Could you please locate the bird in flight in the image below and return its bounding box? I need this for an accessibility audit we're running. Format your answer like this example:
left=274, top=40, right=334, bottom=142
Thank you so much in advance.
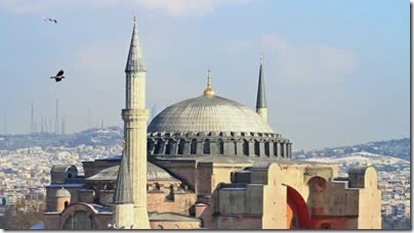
left=44, top=17, right=57, bottom=23
left=50, top=70, right=65, bottom=82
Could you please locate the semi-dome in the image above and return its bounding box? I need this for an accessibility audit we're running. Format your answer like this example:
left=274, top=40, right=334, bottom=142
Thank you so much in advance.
left=148, top=95, right=274, bottom=133
left=86, top=161, right=178, bottom=182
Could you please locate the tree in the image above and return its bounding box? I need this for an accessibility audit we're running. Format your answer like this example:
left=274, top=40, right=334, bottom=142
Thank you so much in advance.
left=2, top=198, right=45, bottom=229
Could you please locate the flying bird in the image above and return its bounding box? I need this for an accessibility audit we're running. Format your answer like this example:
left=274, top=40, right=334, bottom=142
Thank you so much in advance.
left=44, top=17, right=57, bottom=23
left=50, top=69, right=65, bottom=82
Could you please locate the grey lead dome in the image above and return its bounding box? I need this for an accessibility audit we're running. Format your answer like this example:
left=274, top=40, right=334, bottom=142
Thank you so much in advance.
left=148, top=95, right=274, bottom=133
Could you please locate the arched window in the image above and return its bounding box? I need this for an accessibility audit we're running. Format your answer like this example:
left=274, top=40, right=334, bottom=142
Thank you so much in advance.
left=178, top=140, right=185, bottom=155
left=273, top=142, right=278, bottom=156
left=264, top=142, right=270, bottom=157
left=154, top=141, right=161, bottom=154
left=234, top=141, right=238, bottom=155
left=165, top=140, right=173, bottom=155
left=147, top=140, right=154, bottom=154
left=190, top=139, right=197, bottom=154
left=63, top=211, right=98, bottom=229
left=64, top=201, right=69, bottom=208
left=217, top=140, right=224, bottom=154
left=243, top=139, right=249, bottom=156
left=203, top=139, right=210, bottom=154
left=254, top=141, right=260, bottom=156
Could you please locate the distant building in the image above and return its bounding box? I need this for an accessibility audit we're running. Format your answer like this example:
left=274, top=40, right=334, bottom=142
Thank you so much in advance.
left=43, top=17, right=381, bottom=229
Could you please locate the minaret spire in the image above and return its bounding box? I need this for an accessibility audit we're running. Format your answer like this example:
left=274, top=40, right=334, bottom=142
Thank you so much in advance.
left=256, top=57, right=268, bottom=122
left=125, top=16, right=146, bottom=73
left=120, top=16, right=150, bottom=229
left=203, top=69, right=215, bottom=97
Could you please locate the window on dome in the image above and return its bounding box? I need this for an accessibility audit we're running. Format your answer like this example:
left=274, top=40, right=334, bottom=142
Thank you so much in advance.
left=265, top=142, right=270, bottom=157
left=190, top=139, right=197, bottom=154
left=154, top=142, right=161, bottom=154
left=243, top=139, right=249, bottom=156
left=203, top=139, right=210, bottom=154
left=178, top=140, right=185, bottom=155
left=254, top=141, right=260, bottom=156
left=234, top=141, right=238, bottom=155
left=280, top=143, right=285, bottom=158
left=217, top=140, right=224, bottom=154
left=147, top=140, right=154, bottom=154
left=165, top=140, right=174, bottom=154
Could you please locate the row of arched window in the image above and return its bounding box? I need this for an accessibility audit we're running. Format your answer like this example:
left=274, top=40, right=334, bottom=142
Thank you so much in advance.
left=148, top=138, right=291, bottom=158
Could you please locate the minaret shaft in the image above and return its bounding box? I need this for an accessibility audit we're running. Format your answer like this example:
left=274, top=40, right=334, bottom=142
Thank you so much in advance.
left=120, top=17, right=150, bottom=229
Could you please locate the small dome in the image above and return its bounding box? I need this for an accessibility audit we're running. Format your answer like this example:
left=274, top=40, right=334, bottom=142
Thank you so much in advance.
left=148, top=95, right=274, bottom=133
left=55, top=188, right=71, bottom=198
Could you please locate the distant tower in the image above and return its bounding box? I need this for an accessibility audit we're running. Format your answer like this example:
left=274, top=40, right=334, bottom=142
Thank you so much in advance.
left=150, top=103, right=157, bottom=121
left=87, top=106, right=92, bottom=129
left=61, top=116, right=65, bottom=135
left=3, top=115, right=7, bottom=135
left=112, top=150, right=135, bottom=229
left=54, top=98, right=60, bottom=134
left=120, top=16, right=150, bottom=229
left=256, top=57, right=268, bottom=122
left=101, top=119, right=104, bottom=129
left=30, top=101, right=35, bottom=134
left=40, top=116, right=45, bottom=133
left=48, top=117, right=52, bottom=133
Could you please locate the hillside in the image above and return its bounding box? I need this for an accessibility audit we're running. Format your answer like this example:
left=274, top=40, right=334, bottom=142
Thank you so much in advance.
left=293, top=138, right=410, bottom=161
left=0, top=127, right=123, bottom=150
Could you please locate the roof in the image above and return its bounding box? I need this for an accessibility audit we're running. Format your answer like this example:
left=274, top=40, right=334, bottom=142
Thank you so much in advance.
left=348, top=166, right=369, bottom=175
left=148, top=212, right=200, bottom=222
left=51, top=164, right=77, bottom=173
left=125, top=16, right=146, bottom=73
left=148, top=95, right=274, bottom=133
left=153, top=155, right=335, bottom=165
left=86, top=162, right=179, bottom=182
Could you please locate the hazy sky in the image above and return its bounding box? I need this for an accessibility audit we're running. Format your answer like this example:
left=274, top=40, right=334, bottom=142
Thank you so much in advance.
left=0, top=0, right=409, bottom=150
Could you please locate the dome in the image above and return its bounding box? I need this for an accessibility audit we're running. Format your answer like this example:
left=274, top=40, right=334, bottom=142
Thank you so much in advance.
left=86, top=161, right=178, bottom=182
left=55, top=188, right=71, bottom=198
left=148, top=95, right=274, bottom=133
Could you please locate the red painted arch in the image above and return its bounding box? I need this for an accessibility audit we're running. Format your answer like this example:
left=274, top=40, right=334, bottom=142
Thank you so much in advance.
left=286, top=186, right=312, bottom=229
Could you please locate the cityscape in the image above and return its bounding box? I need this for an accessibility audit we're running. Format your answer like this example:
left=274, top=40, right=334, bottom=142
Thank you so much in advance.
left=0, top=0, right=409, bottom=230
left=0, top=128, right=410, bottom=229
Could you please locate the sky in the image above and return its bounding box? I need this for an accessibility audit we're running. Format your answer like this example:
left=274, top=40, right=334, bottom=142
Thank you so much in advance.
left=0, top=0, right=410, bottom=150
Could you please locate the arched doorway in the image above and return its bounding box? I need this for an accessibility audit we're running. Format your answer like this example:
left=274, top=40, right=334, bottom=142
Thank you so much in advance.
left=286, top=186, right=311, bottom=229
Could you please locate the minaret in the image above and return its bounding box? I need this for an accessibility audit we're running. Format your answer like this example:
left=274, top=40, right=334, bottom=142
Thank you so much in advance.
left=256, top=57, right=268, bottom=122
left=112, top=150, right=135, bottom=229
left=121, top=16, right=150, bottom=229
left=30, top=101, right=35, bottom=134
left=54, top=98, right=59, bottom=133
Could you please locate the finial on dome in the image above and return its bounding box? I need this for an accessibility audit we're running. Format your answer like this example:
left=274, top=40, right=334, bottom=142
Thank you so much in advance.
left=203, top=68, right=215, bottom=97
